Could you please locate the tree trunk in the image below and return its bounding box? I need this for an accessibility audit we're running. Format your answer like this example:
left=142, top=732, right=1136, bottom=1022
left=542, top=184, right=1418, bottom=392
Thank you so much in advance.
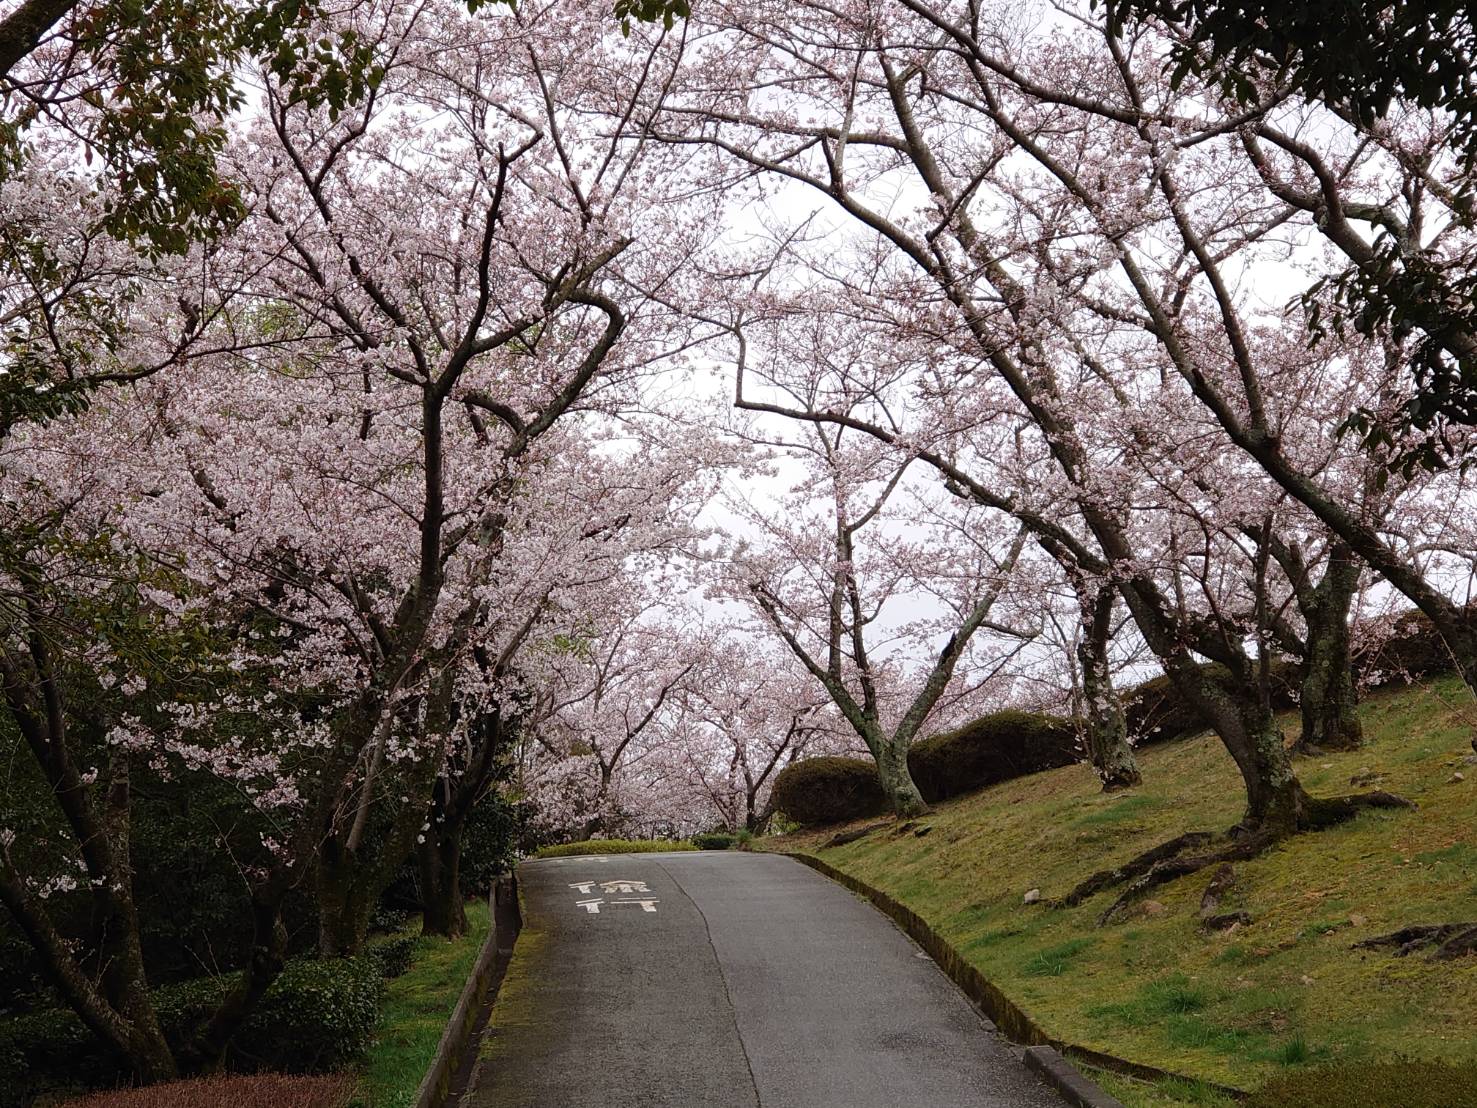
left=1078, top=585, right=1141, bottom=791
left=1297, top=546, right=1363, bottom=752
left=1174, top=661, right=1305, bottom=834
left=316, top=846, right=375, bottom=958
left=418, top=817, right=467, bottom=939
left=872, top=738, right=928, bottom=818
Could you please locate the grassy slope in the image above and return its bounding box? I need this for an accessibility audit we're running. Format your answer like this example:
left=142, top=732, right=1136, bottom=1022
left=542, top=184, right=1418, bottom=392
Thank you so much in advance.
left=770, top=676, right=1477, bottom=1104
left=356, top=900, right=490, bottom=1108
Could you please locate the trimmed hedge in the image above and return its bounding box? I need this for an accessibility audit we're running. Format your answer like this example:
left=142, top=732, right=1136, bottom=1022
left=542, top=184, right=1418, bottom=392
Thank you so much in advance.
left=770, top=757, right=887, bottom=827
left=1122, top=661, right=1299, bottom=748
left=907, top=710, right=1079, bottom=803
left=692, top=832, right=736, bottom=850
left=535, top=839, right=697, bottom=858
left=1245, top=1060, right=1477, bottom=1108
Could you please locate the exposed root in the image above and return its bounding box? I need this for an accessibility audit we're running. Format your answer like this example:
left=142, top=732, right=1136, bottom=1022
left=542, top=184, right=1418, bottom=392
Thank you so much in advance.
left=1053, top=831, right=1216, bottom=909
left=1355, top=922, right=1477, bottom=960
left=1196, top=864, right=1251, bottom=931
left=1097, top=833, right=1274, bottom=926
left=1052, top=790, right=1414, bottom=923
left=1302, top=790, right=1417, bottom=829
left=824, top=820, right=890, bottom=848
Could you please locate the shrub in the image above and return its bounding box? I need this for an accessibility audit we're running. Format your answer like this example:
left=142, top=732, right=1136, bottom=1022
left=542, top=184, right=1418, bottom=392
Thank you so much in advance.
left=231, top=956, right=383, bottom=1073
left=0, top=955, right=382, bottom=1105
left=1122, top=661, right=1300, bottom=748
left=365, top=933, right=419, bottom=980
left=1244, top=1059, right=1477, bottom=1108
left=769, top=757, right=887, bottom=827
left=58, top=1073, right=354, bottom=1108
left=535, top=839, right=698, bottom=858
left=692, top=832, right=736, bottom=850
left=0, top=1005, right=107, bottom=1106
left=907, top=710, right=1078, bottom=802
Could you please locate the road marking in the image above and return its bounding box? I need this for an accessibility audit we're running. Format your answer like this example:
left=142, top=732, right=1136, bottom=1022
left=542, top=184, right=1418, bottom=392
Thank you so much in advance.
left=576, top=898, right=604, bottom=914
left=613, top=898, right=659, bottom=912
left=569, top=881, right=598, bottom=894
left=600, top=879, right=650, bottom=894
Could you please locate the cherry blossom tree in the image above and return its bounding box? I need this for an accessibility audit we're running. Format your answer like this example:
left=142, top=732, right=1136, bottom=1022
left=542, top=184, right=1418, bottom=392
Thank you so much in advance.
left=655, top=0, right=1450, bottom=855
left=718, top=402, right=1035, bottom=816
left=1, top=0, right=709, bottom=1074
left=674, top=639, right=830, bottom=831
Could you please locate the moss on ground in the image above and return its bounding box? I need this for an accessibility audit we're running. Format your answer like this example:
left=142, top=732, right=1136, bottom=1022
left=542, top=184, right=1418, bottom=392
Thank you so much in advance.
left=355, top=899, right=489, bottom=1108
left=766, top=676, right=1477, bottom=1105
left=472, top=909, right=549, bottom=1072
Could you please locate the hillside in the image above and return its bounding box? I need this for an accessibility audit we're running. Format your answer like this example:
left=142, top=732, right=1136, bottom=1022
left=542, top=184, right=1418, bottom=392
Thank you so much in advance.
left=767, top=676, right=1477, bottom=1106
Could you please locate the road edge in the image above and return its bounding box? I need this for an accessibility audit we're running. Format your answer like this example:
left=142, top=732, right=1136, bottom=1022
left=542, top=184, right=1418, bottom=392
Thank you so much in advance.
left=413, top=872, right=523, bottom=1108
left=783, top=850, right=1248, bottom=1103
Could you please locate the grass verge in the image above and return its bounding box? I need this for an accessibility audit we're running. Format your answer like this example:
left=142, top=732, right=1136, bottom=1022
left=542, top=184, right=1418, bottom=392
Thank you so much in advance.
left=355, top=899, right=490, bottom=1108
left=766, top=676, right=1477, bottom=1106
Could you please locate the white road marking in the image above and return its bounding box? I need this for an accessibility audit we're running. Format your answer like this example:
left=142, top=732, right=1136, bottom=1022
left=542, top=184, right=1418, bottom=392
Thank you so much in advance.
left=576, top=898, right=604, bottom=914
left=614, top=898, right=659, bottom=913
left=600, top=879, right=650, bottom=894
left=569, top=881, right=598, bottom=894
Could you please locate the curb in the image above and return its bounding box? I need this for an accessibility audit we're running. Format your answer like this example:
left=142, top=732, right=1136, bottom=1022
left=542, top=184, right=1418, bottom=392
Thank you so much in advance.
left=412, top=872, right=523, bottom=1108
left=1026, top=1045, right=1125, bottom=1108
left=784, top=851, right=1246, bottom=1102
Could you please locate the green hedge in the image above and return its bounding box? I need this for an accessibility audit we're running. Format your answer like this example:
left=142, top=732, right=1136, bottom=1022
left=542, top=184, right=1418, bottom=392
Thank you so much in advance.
left=770, top=757, right=887, bottom=827
left=535, top=839, right=698, bottom=858
left=1245, top=1059, right=1477, bottom=1108
left=0, top=955, right=384, bottom=1106
left=692, top=832, right=736, bottom=850
left=907, top=710, right=1078, bottom=803
left=364, top=933, right=418, bottom=981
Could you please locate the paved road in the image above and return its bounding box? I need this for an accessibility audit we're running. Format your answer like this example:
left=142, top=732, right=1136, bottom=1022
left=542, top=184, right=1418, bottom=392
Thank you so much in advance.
left=467, top=851, right=1065, bottom=1108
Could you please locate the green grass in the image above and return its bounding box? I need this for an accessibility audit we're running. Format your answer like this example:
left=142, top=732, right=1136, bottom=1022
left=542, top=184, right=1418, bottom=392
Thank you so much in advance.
left=766, top=676, right=1477, bottom=1105
left=534, top=838, right=697, bottom=858
left=355, top=900, right=489, bottom=1108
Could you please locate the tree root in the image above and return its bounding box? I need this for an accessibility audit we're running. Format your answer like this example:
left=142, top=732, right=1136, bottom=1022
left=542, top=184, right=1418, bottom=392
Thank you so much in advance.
left=1051, top=789, right=1415, bottom=923
left=824, top=820, right=890, bottom=848
left=1301, top=790, right=1416, bottom=829
left=1355, top=922, right=1477, bottom=960
left=1097, top=832, right=1274, bottom=926
left=1052, top=831, right=1216, bottom=909
left=1197, top=863, right=1252, bottom=931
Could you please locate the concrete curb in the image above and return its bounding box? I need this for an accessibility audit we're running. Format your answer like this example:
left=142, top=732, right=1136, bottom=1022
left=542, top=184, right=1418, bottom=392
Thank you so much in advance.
left=412, top=873, right=522, bottom=1108
left=1026, top=1045, right=1125, bottom=1108
left=784, top=851, right=1246, bottom=1102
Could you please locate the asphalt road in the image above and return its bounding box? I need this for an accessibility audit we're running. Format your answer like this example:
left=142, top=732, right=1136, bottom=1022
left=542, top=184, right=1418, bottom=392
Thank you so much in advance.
left=467, top=850, right=1066, bottom=1108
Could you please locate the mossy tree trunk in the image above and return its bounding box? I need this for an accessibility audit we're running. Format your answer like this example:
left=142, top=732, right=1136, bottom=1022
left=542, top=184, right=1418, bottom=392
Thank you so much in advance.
left=1077, top=584, right=1141, bottom=791
left=1295, top=544, right=1364, bottom=752
left=870, top=732, right=929, bottom=818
